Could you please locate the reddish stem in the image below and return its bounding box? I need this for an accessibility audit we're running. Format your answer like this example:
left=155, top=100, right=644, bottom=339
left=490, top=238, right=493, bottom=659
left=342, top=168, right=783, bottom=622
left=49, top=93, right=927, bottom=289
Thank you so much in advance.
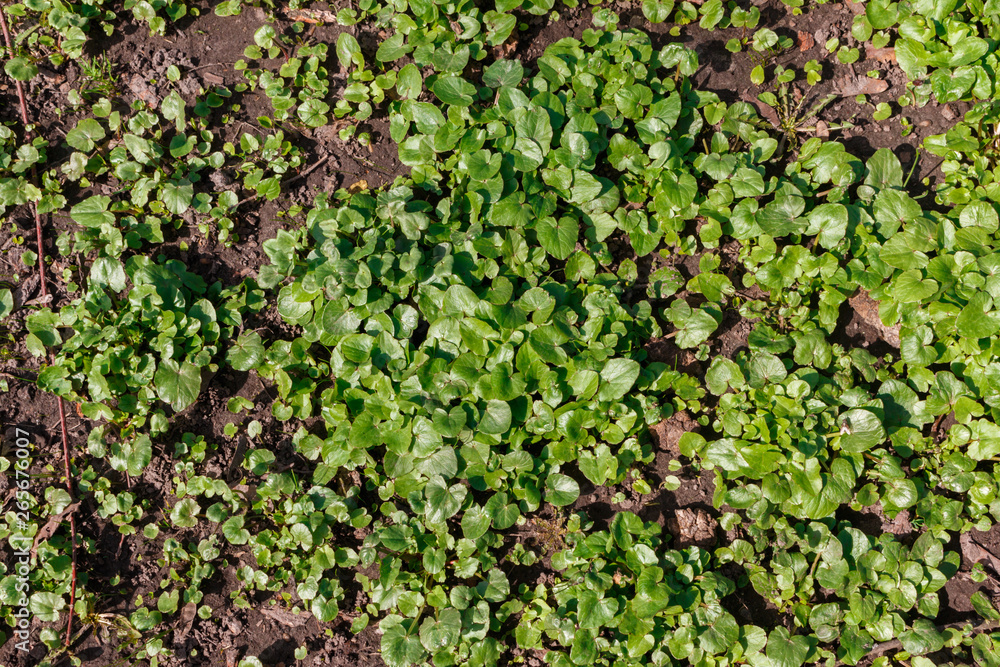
left=58, top=397, right=78, bottom=644
left=0, top=7, right=47, bottom=298
left=1, top=5, right=75, bottom=646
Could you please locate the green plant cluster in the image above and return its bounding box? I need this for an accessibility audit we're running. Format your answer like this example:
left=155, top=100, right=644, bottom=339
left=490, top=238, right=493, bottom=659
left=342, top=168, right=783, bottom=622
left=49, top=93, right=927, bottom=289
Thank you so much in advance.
left=227, top=27, right=1000, bottom=667
left=28, top=255, right=262, bottom=440
left=6, top=0, right=1000, bottom=666
left=850, top=0, right=1000, bottom=106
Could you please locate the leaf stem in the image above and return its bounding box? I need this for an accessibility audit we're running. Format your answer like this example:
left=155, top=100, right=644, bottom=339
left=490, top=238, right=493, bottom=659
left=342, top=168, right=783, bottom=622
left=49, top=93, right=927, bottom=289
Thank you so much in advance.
left=902, top=147, right=921, bottom=188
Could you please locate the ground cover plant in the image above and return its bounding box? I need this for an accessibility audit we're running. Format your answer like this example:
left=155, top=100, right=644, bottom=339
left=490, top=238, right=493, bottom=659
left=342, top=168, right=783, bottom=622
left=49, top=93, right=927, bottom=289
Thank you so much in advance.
left=6, top=1, right=1000, bottom=666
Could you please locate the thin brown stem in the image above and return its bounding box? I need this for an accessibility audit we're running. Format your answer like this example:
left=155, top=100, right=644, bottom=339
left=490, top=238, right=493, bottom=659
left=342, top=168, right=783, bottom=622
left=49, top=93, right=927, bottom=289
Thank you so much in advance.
left=237, top=154, right=332, bottom=207
left=0, top=8, right=47, bottom=299
left=2, top=5, right=76, bottom=647
left=58, top=397, right=78, bottom=645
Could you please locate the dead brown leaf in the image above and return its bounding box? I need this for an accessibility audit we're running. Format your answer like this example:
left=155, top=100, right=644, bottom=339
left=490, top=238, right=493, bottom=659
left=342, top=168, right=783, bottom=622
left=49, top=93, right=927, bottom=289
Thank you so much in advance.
left=798, top=30, right=815, bottom=52
left=834, top=75, right=889, bottom=97
left=260, top=606, right=314, bottom=628
left=174, top=603, right=198, bottom=642
left=848, top=289, right=901, bottom=348
left=282, top=7, right=339, bottom=23
left=31, top=502, right=80, bottom=557
left=961, top=532, right=1000, bottom=576
left=866, top=47, right=897, bottom=64
left=740, top=90, right=780, bottom=128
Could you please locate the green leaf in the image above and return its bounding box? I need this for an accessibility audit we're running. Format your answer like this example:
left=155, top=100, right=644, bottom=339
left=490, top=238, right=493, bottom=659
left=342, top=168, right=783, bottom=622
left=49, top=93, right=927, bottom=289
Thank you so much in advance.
left=432, top=75, right=476, bottom=107
left=899, top=619, right=944, bottom=655
left=109, top=433, right=152, bottom=477
left=0, top=289, right=12, bottom=320
left=545, top=473, right=580, bottom=507
left=959, top=201, right=1000, bottom=231
left=577, top=589, right=619, bottom=629
left=535, top=216, right=578, bottom=260
left=956, top=293, right=1000, bottom=339
left=706, top=357, right=746, bottom=395
left=967, top=419, right=1000, bottom=460
left=748, top=351, right=787, bottom=388
left=157, top=590, right=180, bottom=614
left=375, top=32, right=410, bottom=63
left=805, top=203, right=848, bottom=248
left=222, top=515, right=251, bottom=545
left=864, top=148, right=903, bottom=190
left=170, top=497, right=200, bottom=528
left=892, top=270, right=937, bottom=303
left=838, top=408, right=885, bottom=452
left=228, top=331, right=265, bottom=371
left=971, top=591, right=1000, bottom=621
left=66, top=118, right=106, bottom=152
left=667, top=300, right=720, bottom=348
left=90, top=257, right=128, bottom=292
left=480, top=400, right=511, bottom=434
left=161, top=181, right=194, bottom=215
left=70, top=195, right=114, bottom=227
left=461, top=505, right=492, bottom=540
left=4, top=57, right=38, bottom=82
left=336, top=33, right=362, bottom=69
left=155, top=359, right=202, bottom=412
left=29, top=592, right=66, bottom=622
left=381, top=619, right=426, bottom=667
left=419, top=609, right=461, bottom=652
left=483, top=59, right=524, bottom=89
left=642, top=0, right=675, bottom=22
left=766, top=627, right=813, bottom=667
left=598, top=358, right=640, bottom=402
left=161, top=90, right=186, bottom=131
left=425, top=476, right=466, bottom=523
left=297, top=98, right=330, bottom=127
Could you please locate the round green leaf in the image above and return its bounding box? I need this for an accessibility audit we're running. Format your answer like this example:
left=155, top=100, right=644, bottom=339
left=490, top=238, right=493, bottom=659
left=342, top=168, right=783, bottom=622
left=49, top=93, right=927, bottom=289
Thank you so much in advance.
left=70, top=195, right=114, bottom=227
left=766, top=627, right=813, bottom=667
left=536, top=216, right=578, bottom=260
left=227, top=331, right=265, bottom=371
left=598, top=358, right=640, bottom=402
left=461, top=505, right=492, bottom=540
left=419, top=609, right=462, bottom=652
left=545, top=473, right=580, bottom=507
left=424, top=476, right=466, bottom=523
left=66, top=118, right=106, bottom=152
left=483, top=59, right=524, bottom=89
left=956, top=293, right=1000, bottom=339
left=5, top=57, right=38, bottom=82
left=480, top=399, right=511, bottom=434
left=297, top=98, right=330, bottom=127
left=432, top=75, right=476, bottom=106
left=160, top=180, right=194, bottom=215
left=382, top=620, right=426, bottom=667
left=29, top=592, right=65, bottom=622
left=89, top=257, right=128, bottom=292
left=155, top=359, right=202, bottom=412
left=838, top=408, right=885, bottom=452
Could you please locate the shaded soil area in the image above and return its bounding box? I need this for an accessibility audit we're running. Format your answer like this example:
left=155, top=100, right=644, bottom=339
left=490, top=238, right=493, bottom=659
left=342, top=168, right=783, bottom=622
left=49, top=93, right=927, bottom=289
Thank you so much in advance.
left=0, top=0, right=988, bottom=665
